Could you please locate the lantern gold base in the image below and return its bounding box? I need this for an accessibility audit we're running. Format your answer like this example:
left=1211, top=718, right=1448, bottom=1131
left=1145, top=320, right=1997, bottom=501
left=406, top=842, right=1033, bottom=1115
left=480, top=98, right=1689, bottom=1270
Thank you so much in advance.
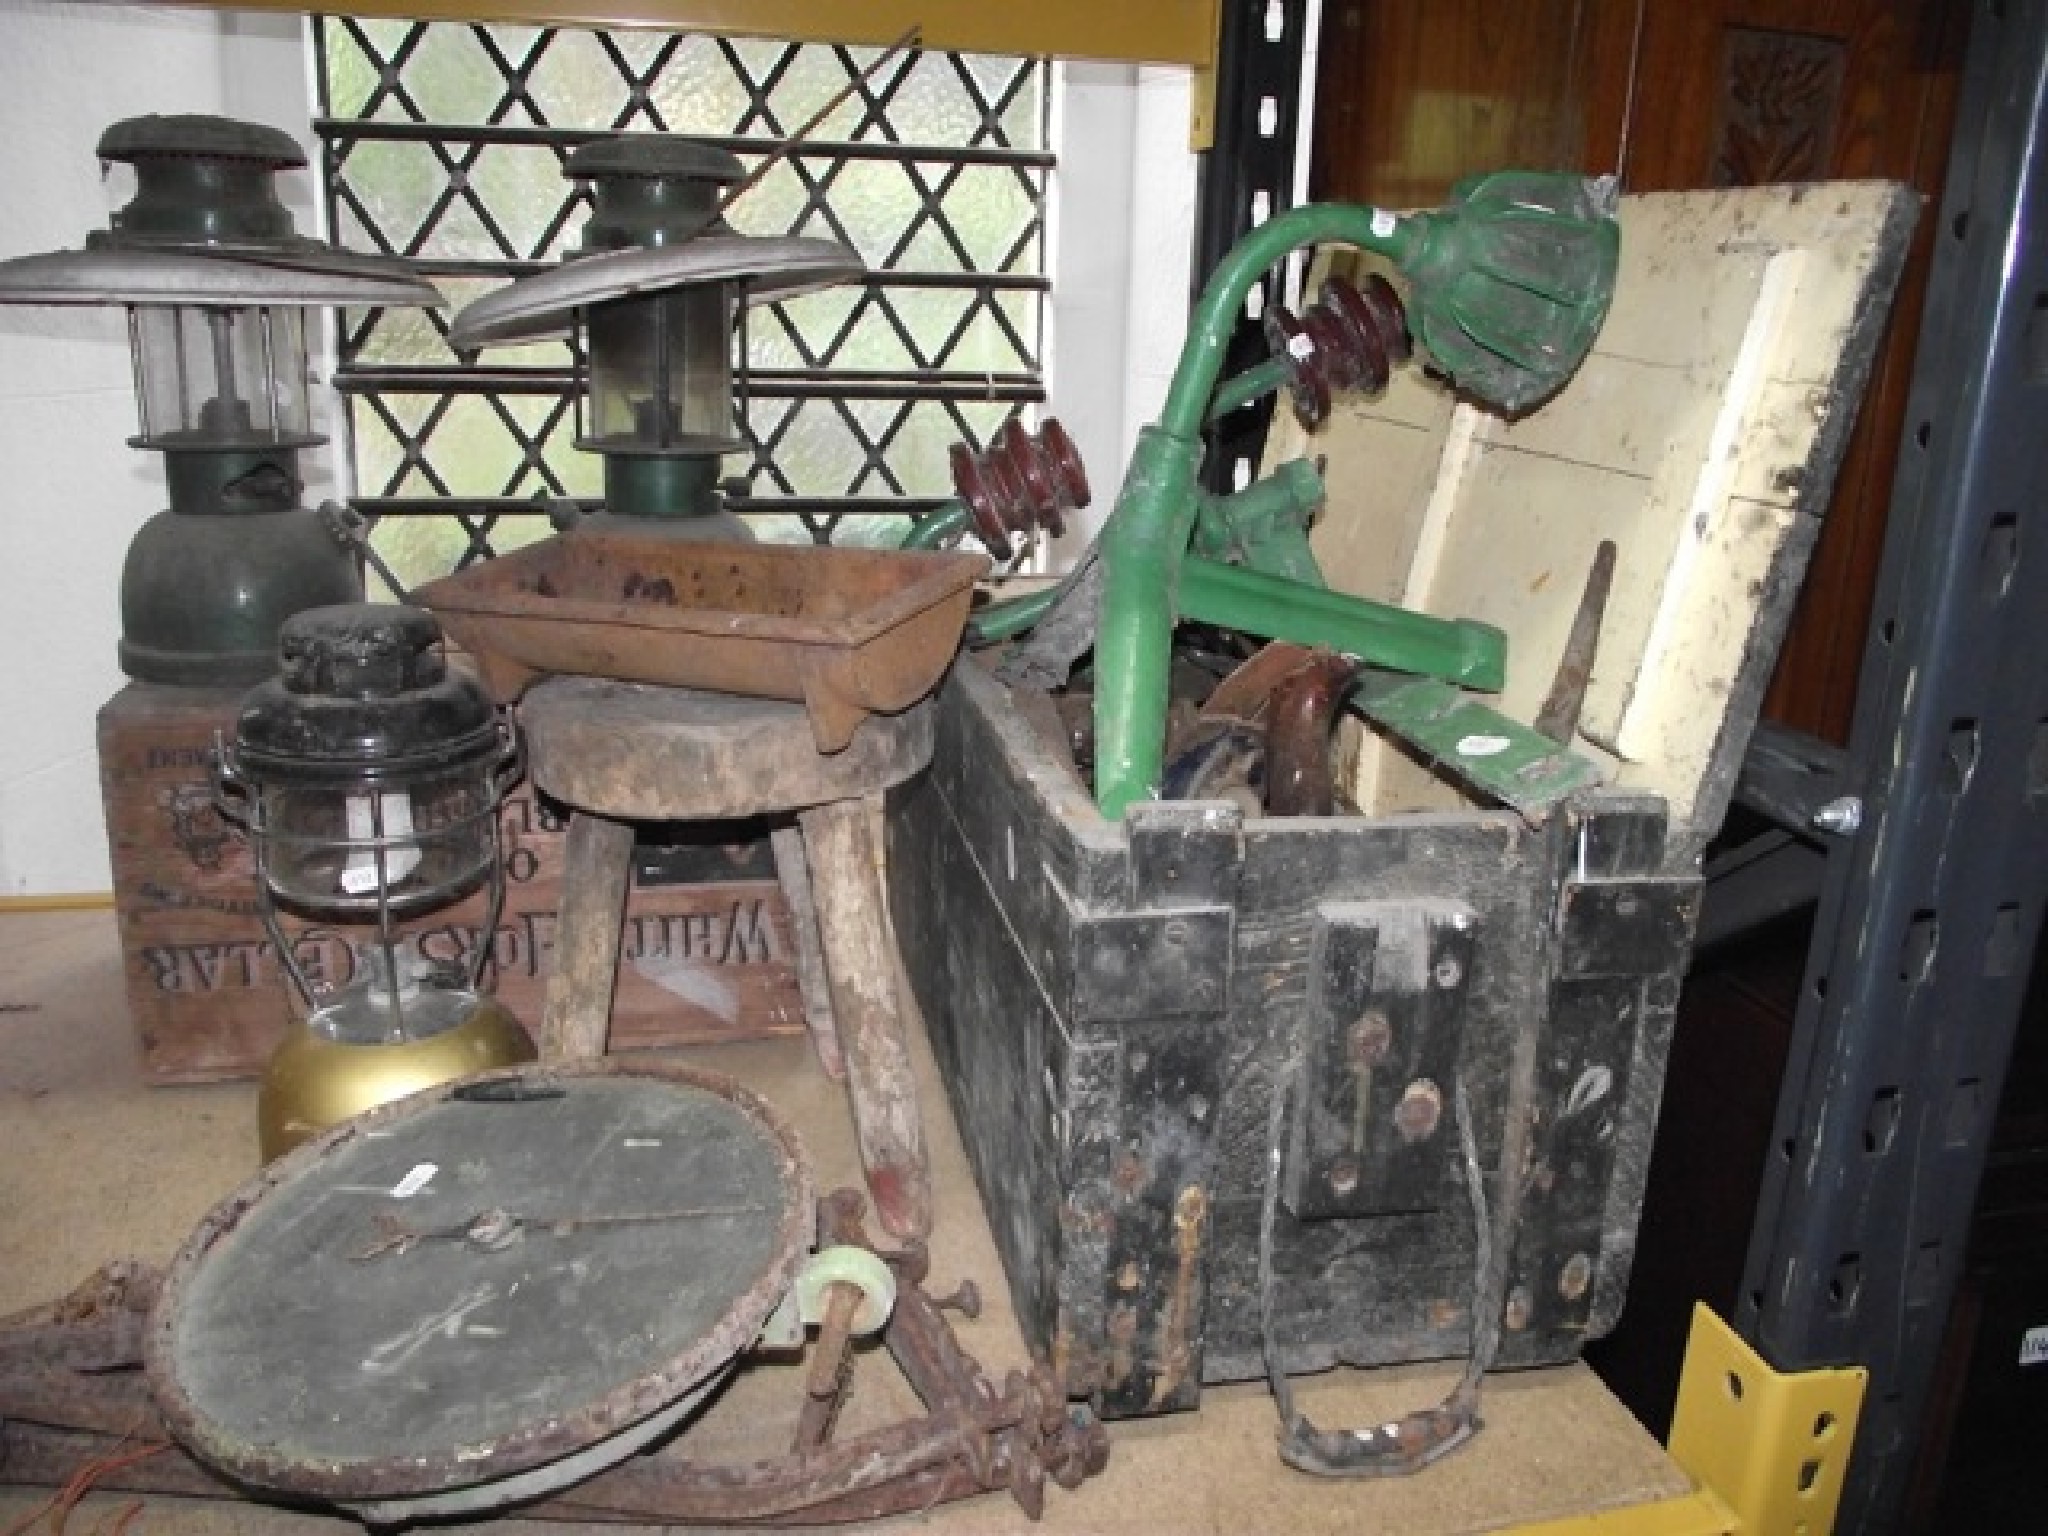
left=257, top=998, right=538, bottom=1161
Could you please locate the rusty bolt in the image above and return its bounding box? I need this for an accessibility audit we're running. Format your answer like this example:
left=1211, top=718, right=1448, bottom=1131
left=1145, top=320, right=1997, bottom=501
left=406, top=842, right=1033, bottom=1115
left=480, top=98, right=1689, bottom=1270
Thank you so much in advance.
left=1327, top=1155, right=1361, bottom=1196
left=1558, top=1252, right=1593, bottom=1302
left=1504, top=1286, right=1532, bottom=1331
left=1349, top=1010, right=1392, bottom=1068
left=934, top=1278, right=984, bottom=1318
left=1394, top=1078, right=1444, bottom=1142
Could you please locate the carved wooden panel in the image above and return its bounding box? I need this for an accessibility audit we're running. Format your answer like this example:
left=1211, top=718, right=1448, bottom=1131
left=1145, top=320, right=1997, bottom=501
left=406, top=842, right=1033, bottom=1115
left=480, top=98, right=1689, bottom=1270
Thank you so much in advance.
left=1713, top=27, right=1848, bottom=186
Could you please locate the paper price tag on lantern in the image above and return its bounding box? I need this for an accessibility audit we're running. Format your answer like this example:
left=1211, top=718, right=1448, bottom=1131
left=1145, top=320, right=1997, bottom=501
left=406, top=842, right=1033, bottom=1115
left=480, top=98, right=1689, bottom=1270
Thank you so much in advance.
left=340, top=791, right=422, bottom=894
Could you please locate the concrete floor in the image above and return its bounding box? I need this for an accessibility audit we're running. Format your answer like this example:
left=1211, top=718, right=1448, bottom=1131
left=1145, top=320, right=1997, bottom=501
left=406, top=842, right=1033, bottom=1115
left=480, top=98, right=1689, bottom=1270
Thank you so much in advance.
left=0, top=908, right=1686, bottom=1533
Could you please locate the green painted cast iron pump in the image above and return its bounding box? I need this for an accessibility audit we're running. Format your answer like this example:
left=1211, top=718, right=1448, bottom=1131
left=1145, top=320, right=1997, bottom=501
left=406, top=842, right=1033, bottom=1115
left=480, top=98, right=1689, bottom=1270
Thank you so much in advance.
left=0, top=114, right=445, bottom=685
left=973, top=171, right=1621, bottom=817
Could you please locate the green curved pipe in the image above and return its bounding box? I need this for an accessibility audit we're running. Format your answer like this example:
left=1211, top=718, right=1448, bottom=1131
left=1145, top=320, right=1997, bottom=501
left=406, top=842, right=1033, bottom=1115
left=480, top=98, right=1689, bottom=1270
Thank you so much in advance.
left=1092, top=177, right=1619, bottom=816
left=900, top=499, right=970, bottom=551
left=1095, top=208, right=1422, bottom=818
left=1205, top=356, right=1292, bottom=424
left=967, top=583, right=1059, bottom=644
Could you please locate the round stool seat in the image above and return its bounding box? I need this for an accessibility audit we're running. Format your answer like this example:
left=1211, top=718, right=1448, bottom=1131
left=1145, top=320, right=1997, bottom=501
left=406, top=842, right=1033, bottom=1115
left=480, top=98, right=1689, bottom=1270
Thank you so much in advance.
left=522, top=678, right=934, bottom=821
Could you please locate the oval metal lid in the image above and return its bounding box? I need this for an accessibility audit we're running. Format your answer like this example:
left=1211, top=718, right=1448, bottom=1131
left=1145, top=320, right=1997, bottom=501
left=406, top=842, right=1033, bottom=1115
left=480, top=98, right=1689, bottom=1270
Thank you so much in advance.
left=448, top=234, right=862, bottom=350
left=147, top=1060, right=813, bottom=1504
left=0, top=246, right=442, bottom=308
left=98, top=112, right=307, bottom=168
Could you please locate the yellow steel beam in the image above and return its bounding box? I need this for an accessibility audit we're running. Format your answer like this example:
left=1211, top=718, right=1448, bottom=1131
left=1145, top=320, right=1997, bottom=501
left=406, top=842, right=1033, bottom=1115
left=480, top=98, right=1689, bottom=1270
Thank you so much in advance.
left=1509, top=1306, right=1867, bottom=1536
left=152, top=0, right=1220, bottom=68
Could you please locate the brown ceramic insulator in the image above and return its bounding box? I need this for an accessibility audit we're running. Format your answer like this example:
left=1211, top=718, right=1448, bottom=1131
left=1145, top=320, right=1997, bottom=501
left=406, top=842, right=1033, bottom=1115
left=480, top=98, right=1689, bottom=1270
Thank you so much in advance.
left=997, top=418, right=1068, bottom=540
left=950, top=440, right=1018, bottom=560
left=1265, top=307, right=1332, bottom=428
left=1001, top=417, right=1091, bottom=536
left=1265, top=650, right=1362, bottom=817
left=948, top=418, right=1093, bottom=559
left=1268, top=275, right=1411, bottom=431
left=1347, top=273, right=1412, bottom=366
left=1036, top=417, right=1091, bottom=510
left=1313, top=278, right=1391, bottom=394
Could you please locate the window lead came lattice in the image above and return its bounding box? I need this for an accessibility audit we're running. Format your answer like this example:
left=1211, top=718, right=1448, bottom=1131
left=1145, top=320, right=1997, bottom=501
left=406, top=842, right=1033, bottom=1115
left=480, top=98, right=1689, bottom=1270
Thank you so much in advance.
left=313, top=19, right=1051, bottom=590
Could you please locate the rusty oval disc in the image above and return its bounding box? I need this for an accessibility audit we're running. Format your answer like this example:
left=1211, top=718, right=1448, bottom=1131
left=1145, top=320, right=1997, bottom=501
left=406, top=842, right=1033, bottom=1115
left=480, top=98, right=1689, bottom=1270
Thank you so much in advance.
left=147, top=1059, right=813, bottom=1509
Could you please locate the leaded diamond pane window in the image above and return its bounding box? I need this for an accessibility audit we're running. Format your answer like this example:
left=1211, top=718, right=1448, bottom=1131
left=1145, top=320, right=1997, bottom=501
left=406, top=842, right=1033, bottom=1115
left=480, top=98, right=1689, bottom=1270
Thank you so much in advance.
left=313, top=19, right=1051, bottom=592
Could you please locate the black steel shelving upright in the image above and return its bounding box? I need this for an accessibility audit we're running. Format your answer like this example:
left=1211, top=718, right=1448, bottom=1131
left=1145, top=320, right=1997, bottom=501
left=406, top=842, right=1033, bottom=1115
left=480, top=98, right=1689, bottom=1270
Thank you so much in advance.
left=1734, top=4, right=2048, bottom=1530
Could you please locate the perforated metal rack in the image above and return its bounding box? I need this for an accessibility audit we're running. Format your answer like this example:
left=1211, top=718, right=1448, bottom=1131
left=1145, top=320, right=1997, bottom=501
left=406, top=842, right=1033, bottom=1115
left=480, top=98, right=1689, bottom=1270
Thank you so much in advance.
left=1721, top=5, right=2048, bottom=1532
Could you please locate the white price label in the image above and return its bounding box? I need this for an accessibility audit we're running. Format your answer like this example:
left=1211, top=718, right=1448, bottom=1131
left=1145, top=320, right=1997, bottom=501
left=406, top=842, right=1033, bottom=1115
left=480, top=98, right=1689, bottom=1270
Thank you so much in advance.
left=390, top=1162, right=438, bottom=1199
left=1456, top=734, right=1512, bottom=759
left=340, top=791, right=423, bottom=896
left=1370, top=207, right=1399, bottom=239
left=2021, top=1324, right=2048, bottom=1368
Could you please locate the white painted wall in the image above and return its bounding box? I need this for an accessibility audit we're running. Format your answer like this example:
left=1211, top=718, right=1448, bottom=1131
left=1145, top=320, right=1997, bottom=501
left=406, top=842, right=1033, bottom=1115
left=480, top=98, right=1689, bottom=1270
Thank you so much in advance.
left=0, top=6, right=1197, bottom=894
left=1047, top=63, right=1198, bottom=558
left=0, top=2, right=324, bottom=897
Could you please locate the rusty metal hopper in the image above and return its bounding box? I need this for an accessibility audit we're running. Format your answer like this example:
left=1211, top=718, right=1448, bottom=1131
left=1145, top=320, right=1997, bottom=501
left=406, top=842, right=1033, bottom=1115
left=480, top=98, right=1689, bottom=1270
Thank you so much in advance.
left=415, top=531, right=987, bottom=752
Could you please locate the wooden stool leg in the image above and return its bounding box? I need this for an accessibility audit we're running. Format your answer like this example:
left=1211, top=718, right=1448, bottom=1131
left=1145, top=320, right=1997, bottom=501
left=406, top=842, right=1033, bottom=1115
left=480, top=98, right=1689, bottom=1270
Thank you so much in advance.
left=770, top=823, right=846, bottom=1081
left=539, top=811, right=635, bottom=1061
left=798, top=795, right=931, bottom=1240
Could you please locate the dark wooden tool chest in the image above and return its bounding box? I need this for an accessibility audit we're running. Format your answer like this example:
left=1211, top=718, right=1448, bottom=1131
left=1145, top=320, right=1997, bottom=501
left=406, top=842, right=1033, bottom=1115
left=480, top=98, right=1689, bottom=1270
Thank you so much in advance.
left=889, top=183, right=1917, bottom=1416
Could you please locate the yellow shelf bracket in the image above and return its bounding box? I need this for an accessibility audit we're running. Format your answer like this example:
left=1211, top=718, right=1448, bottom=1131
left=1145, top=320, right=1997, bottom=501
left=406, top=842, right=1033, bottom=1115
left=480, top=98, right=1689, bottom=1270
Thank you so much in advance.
left=1509, top=1305, right=1867, bottom=1536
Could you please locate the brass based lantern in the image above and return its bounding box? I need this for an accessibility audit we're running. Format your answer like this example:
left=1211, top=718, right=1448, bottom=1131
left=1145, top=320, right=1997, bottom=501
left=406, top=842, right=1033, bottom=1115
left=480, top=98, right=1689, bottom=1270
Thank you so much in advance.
left=449, top=135, right=863, bottom=539
left=214, top=604, right=535, bottom=1158
left=0, top=114, right=443, bottom=684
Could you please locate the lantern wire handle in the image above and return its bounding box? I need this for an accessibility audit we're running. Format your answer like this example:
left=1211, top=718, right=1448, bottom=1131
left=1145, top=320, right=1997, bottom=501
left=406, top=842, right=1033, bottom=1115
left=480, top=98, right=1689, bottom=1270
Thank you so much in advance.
left=212, top=735, right=324, bottom=1012
left=368, top=784, right=407, bottom=1043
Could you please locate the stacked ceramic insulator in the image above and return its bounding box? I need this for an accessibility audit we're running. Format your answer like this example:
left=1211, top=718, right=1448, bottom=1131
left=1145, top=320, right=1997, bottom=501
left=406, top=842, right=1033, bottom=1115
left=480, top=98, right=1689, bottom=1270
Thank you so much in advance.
left=1264, top=273, right=1412, bottom=428
left=948, top=417, right=1091, bottom=560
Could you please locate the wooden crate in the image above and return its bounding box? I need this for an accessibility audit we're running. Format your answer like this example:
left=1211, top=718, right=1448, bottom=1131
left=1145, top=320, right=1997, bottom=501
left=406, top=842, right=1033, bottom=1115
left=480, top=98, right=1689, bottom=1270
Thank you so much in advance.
left=892, top=184, right=1917, bottom=1414
left=98, top=684, right=804, bottom=1084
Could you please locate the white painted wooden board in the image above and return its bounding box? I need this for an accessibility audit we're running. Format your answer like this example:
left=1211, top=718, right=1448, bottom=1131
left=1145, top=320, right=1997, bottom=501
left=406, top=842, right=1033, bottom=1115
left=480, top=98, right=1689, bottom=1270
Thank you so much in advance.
left=1270, top=183, right=1915, bottom=841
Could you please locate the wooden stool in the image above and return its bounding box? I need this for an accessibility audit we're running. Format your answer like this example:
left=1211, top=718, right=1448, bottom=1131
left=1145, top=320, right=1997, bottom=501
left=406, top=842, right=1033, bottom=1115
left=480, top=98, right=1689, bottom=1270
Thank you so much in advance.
left=520, top=677, right=934, bottom=1239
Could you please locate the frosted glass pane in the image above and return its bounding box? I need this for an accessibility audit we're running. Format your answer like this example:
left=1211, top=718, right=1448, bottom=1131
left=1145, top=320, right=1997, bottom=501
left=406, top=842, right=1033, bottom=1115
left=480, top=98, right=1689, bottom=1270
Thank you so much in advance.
left=524, top=30, right=629, bottom=127
left=343, top=141, right=443, bottom=254
left=320, top=20, right=1050, bottom=547
left=766, top=401, right=867, bottom=494
left=401, top=28, right=513, bottom=126
left=884, top=54, right=986, bottom=145
left=467, top=144, right=576, bottom=260
left=942, top=166, right=1038, bottom=271
left=646, top=37, right=754, bottom=134
left=890, top=289, right=975, bottom=366
left=323, top=29, right=380, bottom=120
